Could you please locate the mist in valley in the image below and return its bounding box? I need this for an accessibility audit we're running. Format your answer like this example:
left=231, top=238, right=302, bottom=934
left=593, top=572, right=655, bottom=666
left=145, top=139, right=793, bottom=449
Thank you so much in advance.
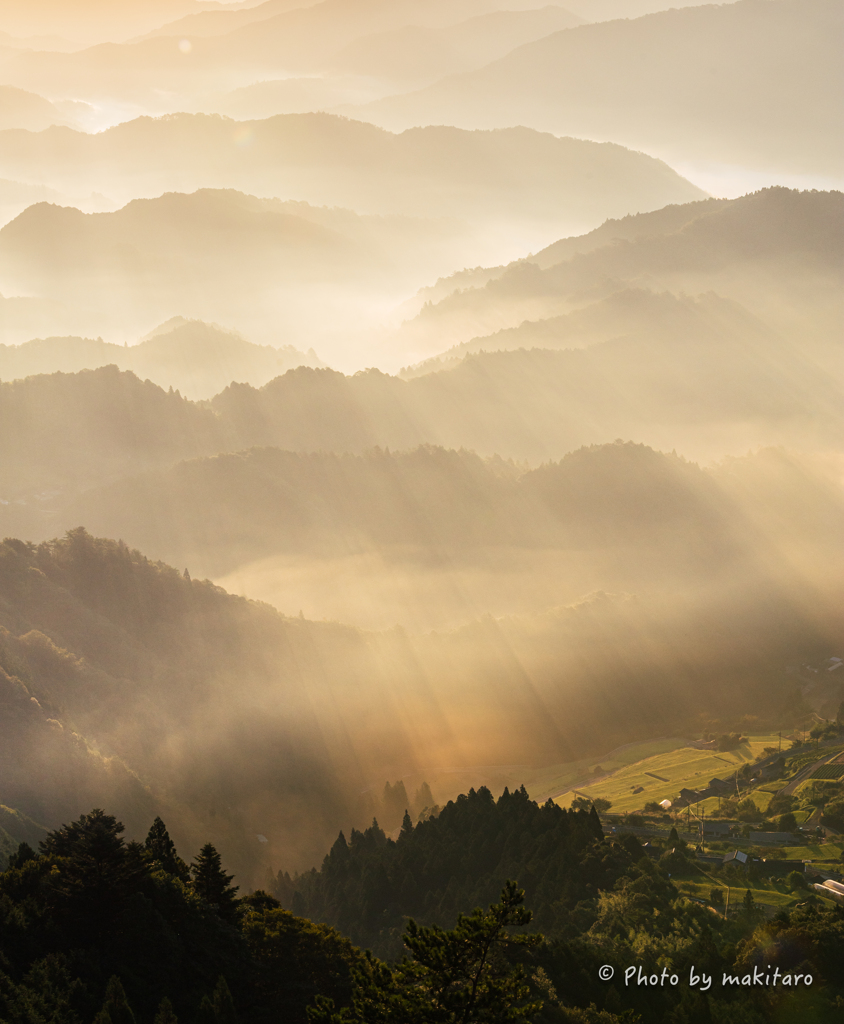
left=0, top=3, right=842, bottom=1020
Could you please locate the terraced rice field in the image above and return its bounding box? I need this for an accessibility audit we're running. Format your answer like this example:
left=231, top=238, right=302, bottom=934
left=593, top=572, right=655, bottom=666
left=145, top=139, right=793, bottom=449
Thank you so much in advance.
left=552, top=735, right=781, bottom=813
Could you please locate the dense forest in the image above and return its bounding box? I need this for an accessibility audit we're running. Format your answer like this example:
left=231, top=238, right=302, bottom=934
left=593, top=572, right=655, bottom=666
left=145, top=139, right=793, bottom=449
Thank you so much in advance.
left=2, top=794, right=842, bottom=1024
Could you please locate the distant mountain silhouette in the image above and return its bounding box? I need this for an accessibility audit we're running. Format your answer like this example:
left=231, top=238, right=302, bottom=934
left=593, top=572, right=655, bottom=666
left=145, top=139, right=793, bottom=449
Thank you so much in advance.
left=138, top=0, right=324, bottom=41
left=0, top=132, right=707, bottom=356
left=0, top=188, right=474, bottom=350
left=215, top=6, right=585, bottom=117
left=0, top=292, right=110, bottom=348
left=0, top=177, right=71, bottom=228
left=0, top=85, right=69, bottom=131
left=0, top=113, right=705, bottom=235
left=393, top=188, right=844, bottom=367
left=0, top=0, right=585, bottom=103
left=2, top=303, right=839, bottom=538
left=327, top=8, right=584, bottom=85
left=0, top=318, right=324, bottom=399
left=357, top=0, right=842, bottom=177
left=400, top=290, right=775, bottom=377
left=0, top=0, right=208, bottom=45
left=0, top=366, right=223, bottom=502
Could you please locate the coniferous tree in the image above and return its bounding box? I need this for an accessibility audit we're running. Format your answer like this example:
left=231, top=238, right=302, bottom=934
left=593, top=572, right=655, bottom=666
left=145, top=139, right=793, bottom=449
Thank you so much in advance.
left=588, top=804, right=603, bottom=839
left=8, top=841, right=36, bottom=870
left=309, top=881, right=542, bottom=1023
left=399, top=811, right=414, bottom=841
left=153, top=998, right=179, bottom=1024
left=93, top=977, right=136, bottom=1024
left=195, top=995, right=217, bottom=1024
left=145, top=817, right=190, bottom=881
left=40, top=809, right=147, bottom=939
left=413, top=782, right=434, bottom=817
left=212, top=977, right=238, bottom=1024
left=191, top=843, right=239, bottom=922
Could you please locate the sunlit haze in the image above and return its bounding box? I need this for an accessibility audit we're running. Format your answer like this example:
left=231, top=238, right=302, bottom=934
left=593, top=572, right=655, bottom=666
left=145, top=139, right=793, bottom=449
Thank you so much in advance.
left=0, top=3, right=842, bottom=1019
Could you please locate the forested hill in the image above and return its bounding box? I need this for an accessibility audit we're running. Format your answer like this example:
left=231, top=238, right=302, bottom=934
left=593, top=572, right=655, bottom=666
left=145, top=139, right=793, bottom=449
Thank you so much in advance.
left=395, top=186, right=844, bottom=359
left=59, top=441, right=737, bottom=577
left=280, top=785, right=606, bottom=959
left=2, top=529, right=837, bottom=886
left=2, top=310, right=838, bottom=509
left=0, top=318, right=324, bottom=400
left=2, top=797, right=844, bottom=1024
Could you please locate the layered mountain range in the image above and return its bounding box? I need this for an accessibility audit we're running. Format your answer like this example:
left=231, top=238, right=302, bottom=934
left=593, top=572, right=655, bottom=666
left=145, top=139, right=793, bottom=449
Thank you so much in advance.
left=0, top=0, right=840, bottom=930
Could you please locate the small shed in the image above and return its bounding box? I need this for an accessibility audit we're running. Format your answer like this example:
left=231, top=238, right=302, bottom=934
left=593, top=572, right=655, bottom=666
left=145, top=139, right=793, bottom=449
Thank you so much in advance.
left=722, top=850, right=748, bottom=866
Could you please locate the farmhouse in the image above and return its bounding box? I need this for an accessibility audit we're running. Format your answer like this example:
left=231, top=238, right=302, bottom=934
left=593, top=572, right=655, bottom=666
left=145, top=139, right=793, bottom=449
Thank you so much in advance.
left=749, top=831, right=796, bottom=845
left=708, top=777, right=733, bottom=794
left=699, top=819, right=735, bottom=838
left=723, top=850, right=748, bottom=867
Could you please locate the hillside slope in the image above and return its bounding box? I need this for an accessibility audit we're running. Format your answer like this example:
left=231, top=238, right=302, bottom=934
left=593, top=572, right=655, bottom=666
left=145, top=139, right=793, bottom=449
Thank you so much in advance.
left=1, top=529, right=838, bottom=882
left=393, top=188, right=844, bottom=366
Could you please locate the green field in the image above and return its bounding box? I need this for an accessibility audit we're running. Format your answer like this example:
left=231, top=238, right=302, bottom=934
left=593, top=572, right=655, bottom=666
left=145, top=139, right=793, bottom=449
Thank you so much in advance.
left=777, top=842, right=842, bottom=862
left=679, top=879, right=800, bottom=910
left=520, top=737, right=687, bottom=804
left=551, top=735, right=782, bottom=813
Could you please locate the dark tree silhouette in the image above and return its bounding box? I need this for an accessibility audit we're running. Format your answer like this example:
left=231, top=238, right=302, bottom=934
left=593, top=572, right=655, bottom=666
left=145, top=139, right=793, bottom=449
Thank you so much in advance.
left=40, top=809, right=147, bottom=939
left=145, top=817, right=190, bottom=881
left=93, top=976, right=136, bottom=1024
left=191, top=843, right=240, bottom=922
left=309, top=881, right=542, bottom=1023
left=153, top=998, right=179, bottom=1024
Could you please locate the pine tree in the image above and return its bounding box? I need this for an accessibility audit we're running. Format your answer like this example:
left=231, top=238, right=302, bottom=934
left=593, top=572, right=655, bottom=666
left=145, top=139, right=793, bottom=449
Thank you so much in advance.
left=145, top=817, right=190, bottom=881
left=413, top=782, right=434, bottom=817
left=212, top=977, right=238, bottom=1024
left=195, top=996, right=217, bottom=1024
left=153, top=998, right=178, bottom=1024
left=94, top=977, right=136, bottom=1024
left=190, top=843, right=239, bottom=922
left=399, top=811, right=414, bottom=841
left=309, top=881, right=542, bottom=1023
